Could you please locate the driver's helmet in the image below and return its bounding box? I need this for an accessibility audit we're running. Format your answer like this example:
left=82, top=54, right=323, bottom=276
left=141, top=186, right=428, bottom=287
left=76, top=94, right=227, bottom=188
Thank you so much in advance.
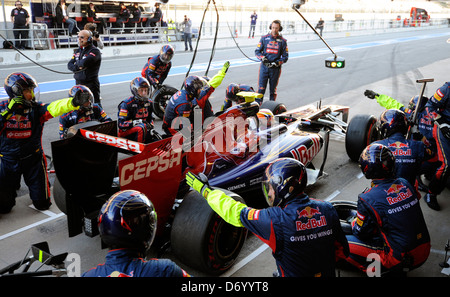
left=262, top=158, right=307, bottom=207
left=359, top=143, right=395, bottom=179
left=4, top=72, right=39, bottom=105
left=130, top=77, right=151, bottom=102
left=159, top=44, right=174, bottom=64
left=98, top=190, right=157, bottom=252
left=68, top=85, right=94, bottom=112
left=407, top=95, right=428, bottom=114
left=184, top=76, right=207, bottom=99
left=257, top=109, right=274, bottom=128
left=379, top=109, right=408, bottom=138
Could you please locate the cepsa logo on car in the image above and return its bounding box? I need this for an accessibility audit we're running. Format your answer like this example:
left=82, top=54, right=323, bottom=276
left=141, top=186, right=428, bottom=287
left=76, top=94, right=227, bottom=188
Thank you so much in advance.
left=120, top=149, right=182, bottom=186
left=82, top=130, right=144, bottom=153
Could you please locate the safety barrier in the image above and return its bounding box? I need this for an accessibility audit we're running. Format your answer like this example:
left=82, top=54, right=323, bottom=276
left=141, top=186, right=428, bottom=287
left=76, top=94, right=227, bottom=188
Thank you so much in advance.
left=1, top=17, right=448, bottom=51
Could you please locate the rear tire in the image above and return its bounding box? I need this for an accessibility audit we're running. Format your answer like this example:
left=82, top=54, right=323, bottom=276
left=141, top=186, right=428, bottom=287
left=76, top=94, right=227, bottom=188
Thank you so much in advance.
left=345, top=114, right=379, bottom=162
left=260, top=101, right=287, bottom=115
left=330, top=200, right=357, bottom=235
left=152, top=86, right=178, bottom=120
left=170, top=189, right=247, bottom=275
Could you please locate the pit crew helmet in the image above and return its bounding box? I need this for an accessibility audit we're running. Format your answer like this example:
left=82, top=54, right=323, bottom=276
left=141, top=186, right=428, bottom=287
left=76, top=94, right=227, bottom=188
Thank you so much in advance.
left=184, top=75, right=207, bottom=99
left=130, top=77, right=151, bottom=101
left=226, top=83, right=240, bottom=102
left=4, top=72, right=39, bottom=105
left=407, top=95, right=428, bottom=113
left=359, top=143, right=395, bottom=179
left=262, top=158, right=307, bottom=207
left=68, top=85, right=94, bottom=112
left=98, top=190, right=157, bottom=251
left=159, top=44, right=174, bottom=64
left=379, top=109, right=408, bottom=138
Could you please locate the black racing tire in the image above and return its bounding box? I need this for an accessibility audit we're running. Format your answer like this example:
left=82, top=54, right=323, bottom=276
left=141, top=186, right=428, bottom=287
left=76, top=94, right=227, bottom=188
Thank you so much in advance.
left=330, top=200, right=357, bottom=235
left=151, top=85, right=178, bottom=120
left=260, top=101, right=287, bottom=115
left=345, top=114, right=379, bottom=162
left=170, top=189, right=248, bottom=275
left=53, top=175, right=67, bottom=214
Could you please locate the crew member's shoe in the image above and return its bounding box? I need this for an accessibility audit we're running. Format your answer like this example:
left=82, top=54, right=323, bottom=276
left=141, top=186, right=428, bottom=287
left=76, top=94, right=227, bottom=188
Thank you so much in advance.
left=425, top=193, right=440, bottom=211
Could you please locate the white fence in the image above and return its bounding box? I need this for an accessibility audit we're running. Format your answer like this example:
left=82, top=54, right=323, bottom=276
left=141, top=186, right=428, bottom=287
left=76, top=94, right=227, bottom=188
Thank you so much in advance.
left=1, top=17, right=448, bottom=50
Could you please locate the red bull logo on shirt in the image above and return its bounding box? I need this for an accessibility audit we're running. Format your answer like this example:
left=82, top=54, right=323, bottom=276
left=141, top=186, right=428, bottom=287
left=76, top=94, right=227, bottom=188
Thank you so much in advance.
left=296, top=206, right=327, bottom=231
left=385, top=183, right=413, bottom=205
left=388, top=141, right=411, bottom=156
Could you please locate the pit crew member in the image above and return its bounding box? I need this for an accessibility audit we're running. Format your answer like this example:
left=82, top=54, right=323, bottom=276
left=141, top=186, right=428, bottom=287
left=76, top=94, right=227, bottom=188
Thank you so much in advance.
left=342, top=144, right=430, bottom=274
left=221, top=83, right=255, bottom=111
left=162, top=61, right=230, bottom=136
left=82, top=190, right=191, bottom=277
left=59, top=85, right=112, bottom=139
left=141, top=44, right=174, bottom=90
left=186, top=158, right=349, bottom=277
left=0, top=72, right=91, bottom=213
left=364, top=90, right=439, bottom=196
left=118, top=77, right=156, bottom=143
left=423, top=81, right=450, bottom=211
left=372, top=109, right=432, bottom=195
left=255, top=20, right=288, bottom=103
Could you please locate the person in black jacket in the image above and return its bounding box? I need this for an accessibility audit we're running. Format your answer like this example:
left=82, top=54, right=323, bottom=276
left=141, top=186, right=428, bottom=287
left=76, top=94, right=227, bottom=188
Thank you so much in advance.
left=114, top=2, right=130, bottom=33
left=55, top=0, right=77, bottom=36
left=67, top=30, right=102, bottom=105
left=146, top=2, right=162, bottom=29
left=87, top=2, right=107, bottom=34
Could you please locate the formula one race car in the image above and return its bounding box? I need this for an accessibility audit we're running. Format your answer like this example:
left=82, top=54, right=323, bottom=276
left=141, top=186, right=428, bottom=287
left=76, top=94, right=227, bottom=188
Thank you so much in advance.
left=51, top=97, right=357, bottom=275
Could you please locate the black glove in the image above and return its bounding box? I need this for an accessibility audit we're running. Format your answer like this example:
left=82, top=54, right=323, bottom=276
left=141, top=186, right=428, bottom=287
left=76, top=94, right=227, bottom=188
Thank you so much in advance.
left=435, top=117, right=450, bottom=139
left=364, top=90, right=379, bottom=99
left=72, top=92, right=92, bottom=107
left=267, top=62, right=279, bottom=69
left=261, top=56, right=269, bottom=64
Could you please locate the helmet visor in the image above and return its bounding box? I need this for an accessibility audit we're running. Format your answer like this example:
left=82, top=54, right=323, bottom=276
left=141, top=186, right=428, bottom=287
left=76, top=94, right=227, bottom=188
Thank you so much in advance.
left=160, top=52, right=173, bottom=63
left=137, top=86, right=150, bottom=101
left=262, top=180, right=275, bottom=207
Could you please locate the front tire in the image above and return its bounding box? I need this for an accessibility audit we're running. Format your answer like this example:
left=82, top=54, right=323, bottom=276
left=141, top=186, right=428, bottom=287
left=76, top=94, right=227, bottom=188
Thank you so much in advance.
left=345, top=114, right=379, bottom=162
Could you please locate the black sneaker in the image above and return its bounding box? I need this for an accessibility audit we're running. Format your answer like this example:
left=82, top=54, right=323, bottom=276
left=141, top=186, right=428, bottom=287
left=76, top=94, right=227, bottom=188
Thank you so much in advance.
left=32, top=199, right=52, bottom=211
left=425, top=193, right=440, bottom=211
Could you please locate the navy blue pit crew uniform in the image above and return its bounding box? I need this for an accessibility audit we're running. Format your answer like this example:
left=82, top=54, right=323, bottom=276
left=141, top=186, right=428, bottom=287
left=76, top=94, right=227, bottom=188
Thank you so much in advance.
left=255, top=31, right=288, bottom=102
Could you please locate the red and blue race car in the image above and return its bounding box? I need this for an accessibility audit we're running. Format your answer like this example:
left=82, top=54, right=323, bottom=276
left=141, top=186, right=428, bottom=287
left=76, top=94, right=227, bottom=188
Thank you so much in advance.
left=51, top=97, right=361, bottom=275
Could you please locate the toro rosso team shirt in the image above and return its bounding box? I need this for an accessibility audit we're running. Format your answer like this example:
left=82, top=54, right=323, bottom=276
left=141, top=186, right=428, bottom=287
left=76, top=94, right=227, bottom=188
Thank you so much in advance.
left=426, top=82, right=450, bottom=123
left=82, top=248, right=190, bottom=277
left=255, top=33, right=289, bottom=64
left=205, top=190, right=349, bottom=277
left=141, top=54, right=171, bottom=86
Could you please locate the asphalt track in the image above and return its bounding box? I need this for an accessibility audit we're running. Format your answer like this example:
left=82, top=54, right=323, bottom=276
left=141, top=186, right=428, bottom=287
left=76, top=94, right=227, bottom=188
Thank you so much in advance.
left=0, top=27, right=449, bottom=283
